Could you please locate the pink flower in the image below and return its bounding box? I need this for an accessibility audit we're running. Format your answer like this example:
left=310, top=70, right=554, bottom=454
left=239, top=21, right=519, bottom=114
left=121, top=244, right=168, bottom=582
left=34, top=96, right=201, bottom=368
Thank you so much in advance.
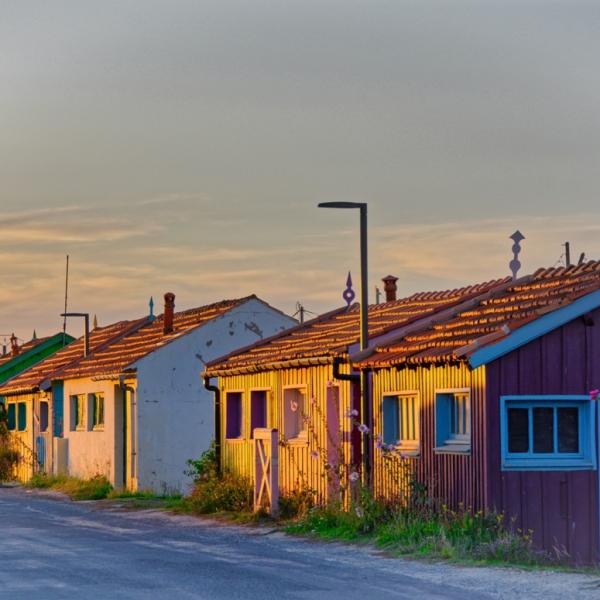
left=326, top=380, right=334, bottom=388
left=590, top=389, right=600, bottom=401
left=310, top=396, right=317, bottom=405
left=310, top=450, right=319, bottom=460
left=357, top=423, right=370, bottom=434
left=345, top=408, right=359, bottom=418
left=290, top=400, right=298, bottom=412
left=349, top=471, right=359, bottom=482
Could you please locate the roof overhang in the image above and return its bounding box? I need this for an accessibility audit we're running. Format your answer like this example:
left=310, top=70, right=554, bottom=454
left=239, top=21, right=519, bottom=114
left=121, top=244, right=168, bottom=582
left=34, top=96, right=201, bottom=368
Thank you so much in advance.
left=204, top=356, right=335, bottom=377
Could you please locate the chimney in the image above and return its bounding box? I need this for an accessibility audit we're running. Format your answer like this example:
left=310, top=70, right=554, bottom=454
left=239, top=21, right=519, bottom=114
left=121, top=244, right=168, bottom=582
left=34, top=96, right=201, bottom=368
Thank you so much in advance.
left=10, top=333, right=19, bottom=357
left=163, top=292, right=175, bottom=335
left=382, top=275, right=398, bottom=302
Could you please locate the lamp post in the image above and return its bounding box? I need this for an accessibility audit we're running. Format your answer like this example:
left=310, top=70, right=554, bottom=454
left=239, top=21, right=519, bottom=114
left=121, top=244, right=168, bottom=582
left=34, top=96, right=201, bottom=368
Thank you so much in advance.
left=318, top=201, right=371, bottom=483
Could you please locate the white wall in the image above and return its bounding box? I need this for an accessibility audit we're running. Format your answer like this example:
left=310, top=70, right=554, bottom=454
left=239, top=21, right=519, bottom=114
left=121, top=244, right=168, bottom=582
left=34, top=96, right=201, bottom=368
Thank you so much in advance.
left=61, top=378, right=119, bottom=483
left=134, top=298, right=295, bottom=493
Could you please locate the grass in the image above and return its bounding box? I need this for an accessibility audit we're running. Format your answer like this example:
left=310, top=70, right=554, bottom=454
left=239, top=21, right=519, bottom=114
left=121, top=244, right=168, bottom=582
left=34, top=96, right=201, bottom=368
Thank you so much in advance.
left=284, top=489, right=569, bottom=569
left=27, top=473, right=112, bottom=500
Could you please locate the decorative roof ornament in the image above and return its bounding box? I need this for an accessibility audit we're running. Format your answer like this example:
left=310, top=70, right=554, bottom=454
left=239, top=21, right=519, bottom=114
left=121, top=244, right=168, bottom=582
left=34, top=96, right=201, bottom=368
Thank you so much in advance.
left=343, top=271, right=356, bottom=307
left=509, top=230, right=525, bottom=281
left=32, top=330, right=37, bottom=341
left=149, top=296, right=155, bottom=322
left=92, top=315, right=98, bottom=329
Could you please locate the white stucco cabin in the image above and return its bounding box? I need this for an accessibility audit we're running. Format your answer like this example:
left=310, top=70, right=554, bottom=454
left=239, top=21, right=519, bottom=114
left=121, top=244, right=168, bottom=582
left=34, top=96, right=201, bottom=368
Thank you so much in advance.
left=54, top=294, right=296, bottom=493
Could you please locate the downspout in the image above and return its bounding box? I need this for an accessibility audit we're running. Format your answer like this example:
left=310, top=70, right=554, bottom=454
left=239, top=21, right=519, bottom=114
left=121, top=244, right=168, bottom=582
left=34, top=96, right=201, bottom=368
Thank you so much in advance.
left=203, top=375, right=221, bottom=476
left=332, top=356, right=360, bottom=382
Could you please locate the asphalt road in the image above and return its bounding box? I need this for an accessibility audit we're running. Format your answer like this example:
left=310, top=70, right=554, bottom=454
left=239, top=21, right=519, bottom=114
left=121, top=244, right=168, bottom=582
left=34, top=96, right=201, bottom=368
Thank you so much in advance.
left=0, top=486, right=598, bottom=600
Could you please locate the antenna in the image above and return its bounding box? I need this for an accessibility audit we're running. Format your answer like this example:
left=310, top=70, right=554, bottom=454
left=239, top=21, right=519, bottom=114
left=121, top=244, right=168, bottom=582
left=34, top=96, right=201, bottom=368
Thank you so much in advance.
left=375, top=286, right=382, bottom=304
left=62, top=255, right=69, bottom=346
left=578, top=252, right=586, bottom=265
left=564, top=242, right=571, bottom=267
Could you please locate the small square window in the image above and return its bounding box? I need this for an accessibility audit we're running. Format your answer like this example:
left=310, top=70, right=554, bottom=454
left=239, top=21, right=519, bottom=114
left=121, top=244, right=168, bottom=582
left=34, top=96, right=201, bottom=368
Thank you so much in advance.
left=382, top=394, right=419, bottom=452
left=7, top=404, right=16, bottom=431
left=70, top=395, right=85, bottom=431
left=225, top=392, right=243, bottom=439
left=250, top=391, right=268, bottom=438
left=283, top=388, right=307, bottom=441
left=435, top=391, right=471, bottom=453
left=17, top=402, right=27, bottom=431
left=39, top=401, right=49, bottom=433
left=502, top=396, right=595, bottom=471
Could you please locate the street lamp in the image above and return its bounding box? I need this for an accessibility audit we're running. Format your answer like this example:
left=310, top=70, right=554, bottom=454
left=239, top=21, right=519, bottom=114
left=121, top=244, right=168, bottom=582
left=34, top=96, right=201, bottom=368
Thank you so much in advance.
left=318, top=201, right=371, bottom=483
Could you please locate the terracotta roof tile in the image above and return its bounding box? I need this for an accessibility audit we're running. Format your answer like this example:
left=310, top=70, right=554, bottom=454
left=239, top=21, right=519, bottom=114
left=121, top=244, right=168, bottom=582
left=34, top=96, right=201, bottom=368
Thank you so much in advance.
left=358, top=261, right=600, bottom=368
left=0, top=321, right=143, bottom=395
left=205, top=280, right=507, bottom=375
left=54, top=296, right=253, bottom=380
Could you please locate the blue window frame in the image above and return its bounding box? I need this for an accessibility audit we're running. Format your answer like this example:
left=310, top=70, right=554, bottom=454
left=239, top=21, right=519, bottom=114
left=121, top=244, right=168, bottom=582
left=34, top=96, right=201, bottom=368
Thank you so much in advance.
left=500, top=396, right=596, bottom=471
left=382, top=394, right=419, bottom=452
left=435, top=390, right=471, bottom=453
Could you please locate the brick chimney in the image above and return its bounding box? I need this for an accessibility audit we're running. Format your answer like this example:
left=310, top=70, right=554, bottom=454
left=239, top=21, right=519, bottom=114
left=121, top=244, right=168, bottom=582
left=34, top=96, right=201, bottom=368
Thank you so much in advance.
left=10, top=333, right=19, bottom=357
left=382, top=275, right=398, bottom=302
left=163, top=292, right=175, bottom=335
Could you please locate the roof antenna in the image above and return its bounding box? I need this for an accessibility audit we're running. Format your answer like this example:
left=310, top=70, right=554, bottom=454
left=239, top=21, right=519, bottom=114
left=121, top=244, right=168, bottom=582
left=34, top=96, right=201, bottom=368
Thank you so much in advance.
left=563, top=242, right=571, bottom=267
left=509, top=231, right=524, bottom=281
left=62, top=255, right=69, bottom=346
left=375, top=286, right=382, bottom=304
left=343, top=271, right=356, bottom=307
left=578, top=252, right=586, bottom=265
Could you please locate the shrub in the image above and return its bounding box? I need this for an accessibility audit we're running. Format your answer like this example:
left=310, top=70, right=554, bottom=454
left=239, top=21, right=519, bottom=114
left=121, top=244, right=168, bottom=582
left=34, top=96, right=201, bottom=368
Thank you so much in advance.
left=278, top=486, right=315, bottom=519
left=0, top=415, right=18, bottom=482
left=188, top=471, right=253, bottom=514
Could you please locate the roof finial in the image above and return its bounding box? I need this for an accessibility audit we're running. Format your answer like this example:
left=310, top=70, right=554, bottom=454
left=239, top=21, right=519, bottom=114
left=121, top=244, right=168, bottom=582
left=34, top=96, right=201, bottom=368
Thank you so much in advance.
left=342, top=271, right=356, bottom=307
left=509, top=230, right=525, bottom=280
left=92, top=314, right=98, bottom=329
left=149, top=296, right=155, bottom=321
left=32, top=330, right=37, bottom=341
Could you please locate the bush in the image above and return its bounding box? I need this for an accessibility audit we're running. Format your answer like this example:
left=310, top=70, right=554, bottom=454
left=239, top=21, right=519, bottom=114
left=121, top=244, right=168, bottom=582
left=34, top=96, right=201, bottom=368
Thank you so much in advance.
left=278, top=486, right=315, bottom=519
left=0, top=416, right=18, bottom=482
left=187, top=471, right=253, bottom=514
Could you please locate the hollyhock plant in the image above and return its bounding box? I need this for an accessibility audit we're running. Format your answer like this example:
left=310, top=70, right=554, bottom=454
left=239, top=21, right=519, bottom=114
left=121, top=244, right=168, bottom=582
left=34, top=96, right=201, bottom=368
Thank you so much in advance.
left=357, top=423, right=369, bottom=434
left=590, top=389, right=599, bottom=401
left=349, top=471, right=359, bottom=482
left=310, top=450, right=319, bottom=460
left=345, top=408, right=359, bottom=418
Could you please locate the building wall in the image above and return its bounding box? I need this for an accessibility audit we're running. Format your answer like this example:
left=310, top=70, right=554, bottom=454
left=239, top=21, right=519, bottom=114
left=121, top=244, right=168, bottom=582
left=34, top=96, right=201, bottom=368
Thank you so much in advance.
left=218, top=363, right=357, bottom=504
left=486, top=310, right=600, bottom=565
left=134, top=298, right=297, bottom=494
left=371, top=363, right=487, bottom=510
left=61, top=378, right=121, bottom=484
left=5, top=391, right=52, bottom=481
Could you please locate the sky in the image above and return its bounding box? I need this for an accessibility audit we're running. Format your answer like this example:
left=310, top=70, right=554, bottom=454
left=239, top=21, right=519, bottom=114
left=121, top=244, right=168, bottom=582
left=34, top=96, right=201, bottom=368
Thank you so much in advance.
left=1, top=1, right=600, bottom=343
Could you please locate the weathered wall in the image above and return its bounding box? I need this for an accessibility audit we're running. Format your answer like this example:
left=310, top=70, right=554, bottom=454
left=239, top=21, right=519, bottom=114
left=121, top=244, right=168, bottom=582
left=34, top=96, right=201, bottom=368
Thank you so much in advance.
left=219, top=363, right=358, bottom=504
left=486, top=309, right=600, bottom=565
left=134, top=298, right=296, bottom=494
left=371, top=363, right=487, bottom=510
left=61, top=378, right=120, bottom=484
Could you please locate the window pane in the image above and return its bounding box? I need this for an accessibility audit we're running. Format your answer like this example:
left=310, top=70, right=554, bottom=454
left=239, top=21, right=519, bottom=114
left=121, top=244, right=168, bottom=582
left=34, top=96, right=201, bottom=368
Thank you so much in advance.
left=226, top=392, right=242, bottom=438
left=7, top=404, right=16, bottom=430
left=557, top=407, right=579, bottom=453
left=250, top=391, right=267, bottom=437
left=533, top=407, right=554, bottom=453
left=18, top=403, right=27, bottom=431
left=507, top=408, right=529, bottom=453
left=382, top=396, right=399, bottom=444
left=40, top=402, right=49, bottom=432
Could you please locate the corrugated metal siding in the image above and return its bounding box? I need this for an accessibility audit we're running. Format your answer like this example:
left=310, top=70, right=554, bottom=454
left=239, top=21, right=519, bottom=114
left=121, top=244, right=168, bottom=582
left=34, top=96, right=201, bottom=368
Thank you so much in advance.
left=486, top=307, right=600, bottom=565
left=220, top=365, right=354, bottom=503
left=372, top=364, right=487, bottom=511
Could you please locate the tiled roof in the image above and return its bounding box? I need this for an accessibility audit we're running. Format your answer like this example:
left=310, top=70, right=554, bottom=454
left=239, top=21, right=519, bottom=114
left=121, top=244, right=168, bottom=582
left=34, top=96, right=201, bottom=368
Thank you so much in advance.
left=205, top=280, right=507, bottom=375
left=356, top=261, right=600, bottom=368
left=53, top=296, right=254, bottom=380
left=0, top=321, right=143, bottom=395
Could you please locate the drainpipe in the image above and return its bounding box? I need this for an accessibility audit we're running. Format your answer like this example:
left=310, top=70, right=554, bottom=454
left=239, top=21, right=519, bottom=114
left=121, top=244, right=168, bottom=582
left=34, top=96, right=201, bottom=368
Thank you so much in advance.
left=332, top=356, right=360, bottom=382
left=203, top=375, right=221, bottom=476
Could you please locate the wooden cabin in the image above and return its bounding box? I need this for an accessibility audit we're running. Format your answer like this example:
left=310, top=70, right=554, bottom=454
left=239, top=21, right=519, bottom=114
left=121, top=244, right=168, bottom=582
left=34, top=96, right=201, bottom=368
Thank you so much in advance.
left=203, top=278, right=504, bottom=504
left=352, top=261, right=600, bottom=564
